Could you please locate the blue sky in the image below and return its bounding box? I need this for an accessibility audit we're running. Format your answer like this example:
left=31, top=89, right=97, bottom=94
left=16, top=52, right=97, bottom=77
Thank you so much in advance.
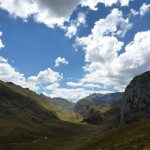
left=0, top=0, right=150, bottom=102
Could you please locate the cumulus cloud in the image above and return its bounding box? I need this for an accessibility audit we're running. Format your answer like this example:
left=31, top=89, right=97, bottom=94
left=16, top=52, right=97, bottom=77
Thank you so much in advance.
left=0, top=34, right=30, bottom=88
left=77, top=8, right=132, bottom=63
left=0, top=56, right=39, bottom=90
left=75, top=9, right=150, bottom=91
left=65, top=24, right=78, bottom=38
left=0, top=0, right=81, bottom=27
left=28, top=68, right=63, bottom=84
left=0, top=57, right=63, bottom=91
left=86, top=8, right=132, bottom=39
left=77, top=29, right=150, bottom=91
left=55, top=57, right=69, bottom=67
left=81, top=0, right=117, bottom=10
left=44, top=88, right=111, bottom=102
left=0, top=0, right=133, bottom=28
left=33, top=0, right=81, bottom=28
left=0, top=55, right=63, bottom=91
left=0, top=0, right=37, bottom=19
left=114, top=30, right=150, bottom=73
left=119, top=0, right=130, bottom=6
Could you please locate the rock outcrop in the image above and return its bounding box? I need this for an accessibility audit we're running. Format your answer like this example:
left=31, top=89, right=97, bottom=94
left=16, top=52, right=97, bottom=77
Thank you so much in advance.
left=82, top=107, right=104, bottom=125
left=121, top=71, right=150, bottom=124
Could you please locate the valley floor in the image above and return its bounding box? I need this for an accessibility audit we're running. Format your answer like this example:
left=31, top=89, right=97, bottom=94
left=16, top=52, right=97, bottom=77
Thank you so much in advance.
left=0, top=118, right=150, bottom=150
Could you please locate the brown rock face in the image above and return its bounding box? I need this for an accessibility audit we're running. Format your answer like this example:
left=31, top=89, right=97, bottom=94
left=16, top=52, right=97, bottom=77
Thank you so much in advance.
left=121, top=71, right=150, bottom=124
left=82, top=107, right=103, bottom=125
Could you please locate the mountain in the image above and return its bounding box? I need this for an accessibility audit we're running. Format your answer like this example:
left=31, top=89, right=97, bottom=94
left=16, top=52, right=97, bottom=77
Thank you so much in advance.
left=121, top=71, right=150, bottom=124
left=0, top=80, right=93, bottom=150
left=0, top=81, right=58, bottom=123
left=80, top=100, right=121, bottom=125
left=77, top=71, right=150, bottom=150
left=75, top=92, right=123, bottom=114
left=1, top=71, right=150, bottom=150
left=40, top=94, right=75, bottom=110
left=52, top=97, right=75, bottom=110
left=0, top=81, right=80, bottom=123
left=40, top=94, right=81, bottom=123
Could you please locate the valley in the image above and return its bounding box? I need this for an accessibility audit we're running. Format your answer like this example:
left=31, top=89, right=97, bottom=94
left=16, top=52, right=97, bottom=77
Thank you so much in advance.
left=0, top=72, right=150, bottom=150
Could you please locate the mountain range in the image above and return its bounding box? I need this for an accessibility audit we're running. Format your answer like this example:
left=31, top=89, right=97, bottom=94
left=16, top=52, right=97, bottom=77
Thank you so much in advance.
left=0, top=71, right=150, bottom=149
left=74, top=92, right=123, bottom=113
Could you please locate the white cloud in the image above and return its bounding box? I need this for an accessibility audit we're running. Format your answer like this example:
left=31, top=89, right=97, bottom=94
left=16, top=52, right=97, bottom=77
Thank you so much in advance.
left=77, top=12, right=86, bottom=25
left=44, top=88, right=111, bottom=102
left=0, top=0, right=81, bottom=28
left=84, top=84, right=102, bottom=88
left=0, top=56, right=39, bottom=91
left=119, top=0, right=130, bottom=6
left=0, top=32, right=63, bottom=91
left=80, top=0, right=132, bottom=10
left=67, top=81, right=102, bottom=89
left=0, top=0, right=133, bottom=28
left=0, top=58, right=63, bottom=91
left=45, top=83, right=60, bottom=90
left=67, top=82, right=83, bottom=87
left=0, top=34, right=30, bottom=88
left=0, top=0, right=37, bottom=19
left=114, top=30, right=150, bottom=73
left=0, top=56, right=8, bottom=63
left=140, top=3, right=150, bottom=16
left=81, top=0, right=117, bottom=10
left=65, top=12, right=86, bottom=38
left=77, top=29, right=150, bottom=91
left=28, top=68, right=63, bottom=84
left=55, top=57, right=69, bottom=67
left=130, top=3, right=150, bottom=17
left=89, top=8, right=132, bottom=38
left=0, top=32, right=5, bottom=49
left=130, top=9, right=139, bottom=16
left=65, top=24, right=77, bottom=38
left=77, top=8, right=132, bottom=63
left=0, top=55, right=63, bottom=91
left=75, top=9, right=150, bottom=92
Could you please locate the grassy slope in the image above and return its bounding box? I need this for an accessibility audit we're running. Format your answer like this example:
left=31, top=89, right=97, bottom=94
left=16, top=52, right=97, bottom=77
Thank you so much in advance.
left=0, top=118, right=101, bottom=150
left=0, top=81, right=150, bottom=150
left=0, top=81, right=98, bottom=150
left=77, top=119, right=150, bottom=150
left=0, top=81, right=82, bottom=123
left=1, top=118, right=150, bottom=150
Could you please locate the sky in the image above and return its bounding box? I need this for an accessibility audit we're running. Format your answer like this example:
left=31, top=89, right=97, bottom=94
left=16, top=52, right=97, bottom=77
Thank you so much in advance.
left=0, top=0, right=150, bottom=102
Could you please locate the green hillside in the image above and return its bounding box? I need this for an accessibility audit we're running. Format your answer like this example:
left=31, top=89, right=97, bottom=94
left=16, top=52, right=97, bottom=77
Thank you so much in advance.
left=77, top=118, right=150, bottom=150
left=0, top=80, right=150, bottom=150
left=0, top=81, right=82, bottom=123
left=0, top=80, right=99, bottom=150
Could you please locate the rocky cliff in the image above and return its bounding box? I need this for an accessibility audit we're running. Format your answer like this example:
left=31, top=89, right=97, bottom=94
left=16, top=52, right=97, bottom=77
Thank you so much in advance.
left=121, top=71, right=150, bottom=124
